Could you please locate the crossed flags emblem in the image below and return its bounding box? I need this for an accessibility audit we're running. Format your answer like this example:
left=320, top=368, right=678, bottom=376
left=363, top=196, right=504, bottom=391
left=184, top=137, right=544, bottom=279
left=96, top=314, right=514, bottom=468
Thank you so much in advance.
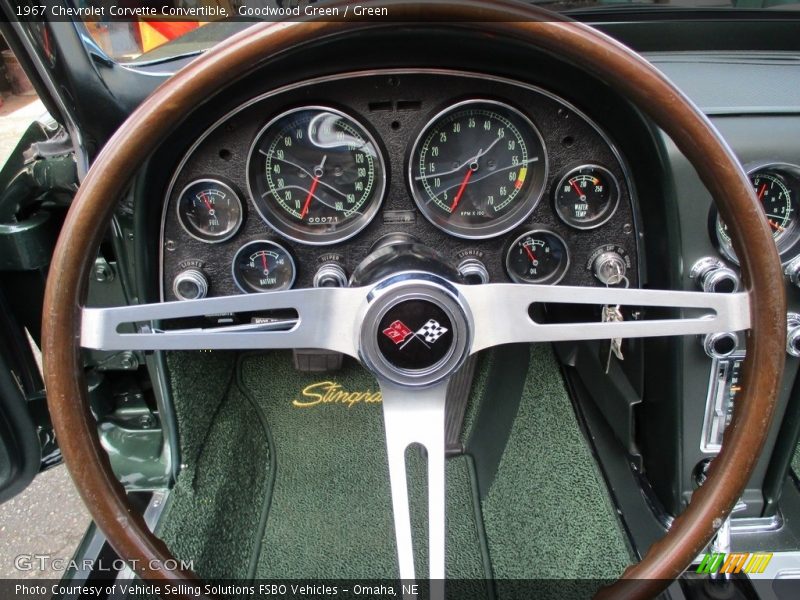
left=382, top=319, right=449, bottom=349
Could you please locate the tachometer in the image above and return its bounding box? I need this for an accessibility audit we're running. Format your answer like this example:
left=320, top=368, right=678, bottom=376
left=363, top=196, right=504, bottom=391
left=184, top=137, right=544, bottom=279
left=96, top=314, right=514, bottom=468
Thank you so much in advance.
left=408, top=100, right=547, bottom=239
left=715, top=165, right=800, bottom=263
left=248, top=106, right=386, bottom=245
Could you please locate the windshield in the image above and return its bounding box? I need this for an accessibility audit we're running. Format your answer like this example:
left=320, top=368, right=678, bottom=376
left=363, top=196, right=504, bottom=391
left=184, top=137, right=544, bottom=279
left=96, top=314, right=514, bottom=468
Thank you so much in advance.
left=75, top=0, right=798, bottom=64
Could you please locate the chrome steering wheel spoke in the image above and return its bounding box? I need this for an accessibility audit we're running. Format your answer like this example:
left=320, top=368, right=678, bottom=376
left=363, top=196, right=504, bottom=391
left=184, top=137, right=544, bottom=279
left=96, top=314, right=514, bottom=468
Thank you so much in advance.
left=457, top=283, right=750, bottom=352
left=380, top=380, right=448, bottom=598
left=80, top=286, right=367, bottom=356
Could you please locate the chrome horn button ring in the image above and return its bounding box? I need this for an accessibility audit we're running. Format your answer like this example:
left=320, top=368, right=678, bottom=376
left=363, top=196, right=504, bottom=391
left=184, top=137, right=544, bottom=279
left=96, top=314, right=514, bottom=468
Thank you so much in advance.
left=358, top=274, right=471, bottom=387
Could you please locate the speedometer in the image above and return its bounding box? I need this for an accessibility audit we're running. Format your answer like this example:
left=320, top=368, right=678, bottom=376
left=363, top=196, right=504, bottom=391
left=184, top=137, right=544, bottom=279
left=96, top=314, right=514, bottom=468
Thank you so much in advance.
left=408, top=100, right=547, bottom=239
left=247, top=106, right=386, bottom=245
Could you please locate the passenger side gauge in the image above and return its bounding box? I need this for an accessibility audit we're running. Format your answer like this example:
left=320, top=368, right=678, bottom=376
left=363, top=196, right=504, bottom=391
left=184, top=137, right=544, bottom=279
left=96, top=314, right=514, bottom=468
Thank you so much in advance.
left=714, top=164, right=800, bottom=264
left=554, top=165, right=619, bottom=229
left=232, top=240, right=296, bottom=293
left=177, top=179, right=243, bottom=243
left=505, top=229, right=569, bottom=285
left=247, top=106, right=386, bottom=245
left=408, top=99, right=548, bottom=239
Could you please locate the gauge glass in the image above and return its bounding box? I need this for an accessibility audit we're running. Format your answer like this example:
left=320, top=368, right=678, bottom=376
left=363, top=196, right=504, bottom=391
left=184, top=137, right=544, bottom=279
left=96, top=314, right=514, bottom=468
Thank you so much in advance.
left=715, top=166, right=800, bottom=262
left=177, top=179, right=243, bottom=243
left=247, top=106, right=386, bottom=245
left=554, top=165, right=620, bottom=229
left=409, top=100, right=548, bottom=239
left=232, top=240, right=296, bottom=293
left=506, top=229, right=570, bottom=285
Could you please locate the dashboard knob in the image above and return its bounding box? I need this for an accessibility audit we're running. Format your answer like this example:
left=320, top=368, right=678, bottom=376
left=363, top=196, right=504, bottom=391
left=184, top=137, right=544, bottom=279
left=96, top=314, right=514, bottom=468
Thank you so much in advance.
left=458, top=258, right=489, bottom=285
left=313, top=263, right=348, bottom=288
left=592, top=251, right=627, bottom=285
left=702, top=331, right=739, bottom=359
left=787, top=313, right=800, bottom=357
left=785, top=257, right=800, bottom=289
left=690, top=257, right=739, bottom=294
left=173, top=268, right=208, bottom=300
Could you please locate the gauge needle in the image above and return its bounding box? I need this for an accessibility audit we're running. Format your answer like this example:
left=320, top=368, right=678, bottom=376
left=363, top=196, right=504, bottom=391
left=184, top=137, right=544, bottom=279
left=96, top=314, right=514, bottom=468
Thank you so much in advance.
left=299, top=176, right=320, bottom=219
left=299, top=155, right=327, bottom=219
left=768, top=219, right=785, bottom=233
left=450, top=169, right=474, bottom=212
left=261, top=253, right=269, bottom=274
left=523, top=245, right=537, bottom=263
left=200, top=192, right=213, bottom=212
left=570, top=180, right=585, bottom=199
left=757, top=183, right=768, bottom=201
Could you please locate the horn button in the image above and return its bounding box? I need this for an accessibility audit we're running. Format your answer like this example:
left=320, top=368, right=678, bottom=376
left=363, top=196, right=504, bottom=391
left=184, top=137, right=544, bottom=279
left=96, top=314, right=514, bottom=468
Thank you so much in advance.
left=377, top=300, right=455, bottom=371
left=358, top=275, right=471, bottom=387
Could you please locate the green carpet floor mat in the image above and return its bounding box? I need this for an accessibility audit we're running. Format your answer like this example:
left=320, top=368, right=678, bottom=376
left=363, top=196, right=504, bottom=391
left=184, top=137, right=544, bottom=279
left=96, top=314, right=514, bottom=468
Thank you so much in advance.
left=156, top=351, right=271, bottom=580
left=477, top=345, right=632, bottom=586
left=238, top=352, right=489, bottom=583
left=154, top=346, right=630, bottom=596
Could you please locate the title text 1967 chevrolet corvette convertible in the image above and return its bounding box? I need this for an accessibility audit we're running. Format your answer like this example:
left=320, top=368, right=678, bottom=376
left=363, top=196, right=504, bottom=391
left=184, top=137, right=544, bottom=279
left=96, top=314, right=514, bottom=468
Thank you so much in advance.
left=2, top=1, right=800, bottom=599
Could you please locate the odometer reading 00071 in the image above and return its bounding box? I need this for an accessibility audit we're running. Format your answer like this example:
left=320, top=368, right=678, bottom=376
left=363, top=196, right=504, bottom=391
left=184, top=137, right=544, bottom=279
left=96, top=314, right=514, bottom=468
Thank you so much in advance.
left=409, top=100, right=547, bottom=238
left=248, top=106, right=386, bottom=245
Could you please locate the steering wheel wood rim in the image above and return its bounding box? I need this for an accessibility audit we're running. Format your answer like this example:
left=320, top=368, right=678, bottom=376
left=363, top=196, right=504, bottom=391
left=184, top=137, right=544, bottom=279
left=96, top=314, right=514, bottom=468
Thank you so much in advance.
left=42, top=2, right=785, bottom=598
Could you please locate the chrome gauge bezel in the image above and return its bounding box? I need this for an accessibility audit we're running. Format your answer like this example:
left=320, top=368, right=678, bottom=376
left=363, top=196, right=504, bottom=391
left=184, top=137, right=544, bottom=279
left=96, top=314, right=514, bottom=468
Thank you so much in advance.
left=246, top=105, right=387, bottom=246
left=553, top=164, right=620, bottom=230
left=505, top=228, right=570, bottom=285
left=176, top=178, right=244, bottom=244
left=407, top=98, right=549, bottom=240
left=713, top=162, right=800, bottom=265
left=231, top=239, right=297, bottom=293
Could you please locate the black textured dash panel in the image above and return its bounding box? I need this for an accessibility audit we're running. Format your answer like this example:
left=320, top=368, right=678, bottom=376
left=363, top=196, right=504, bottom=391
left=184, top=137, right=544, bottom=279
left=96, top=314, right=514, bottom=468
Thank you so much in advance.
left=160, top=71, right=640, bottom=300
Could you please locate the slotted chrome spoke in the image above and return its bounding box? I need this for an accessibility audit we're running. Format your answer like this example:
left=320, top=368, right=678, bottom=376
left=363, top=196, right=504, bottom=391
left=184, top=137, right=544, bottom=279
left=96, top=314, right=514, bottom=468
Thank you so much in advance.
left=80, top=287, right=367, bottom=356
left=457, top=283, right=750, bottom=353
left=380, top=380, right=448, bottom=598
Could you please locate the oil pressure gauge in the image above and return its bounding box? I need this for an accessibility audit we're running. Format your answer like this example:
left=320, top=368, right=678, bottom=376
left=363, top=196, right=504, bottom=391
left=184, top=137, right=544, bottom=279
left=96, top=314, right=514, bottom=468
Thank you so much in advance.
left=177, top=179, right=244, bottom=243
left=506, top=229, right=570, bottom=285
left=232, top=240, right=296, bottom=293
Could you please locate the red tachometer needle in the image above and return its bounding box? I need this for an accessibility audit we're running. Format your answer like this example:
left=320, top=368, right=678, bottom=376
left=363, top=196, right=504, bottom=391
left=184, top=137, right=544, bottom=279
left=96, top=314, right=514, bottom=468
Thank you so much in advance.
left=299, top=176, right=320, bottom=219
left=449, top=168, right=474, bottom=213
left=757, top=183, right=768, bottom=201
left=523, top=245, right=537, bottom=263
left=768, top=219, right=785, bottom=233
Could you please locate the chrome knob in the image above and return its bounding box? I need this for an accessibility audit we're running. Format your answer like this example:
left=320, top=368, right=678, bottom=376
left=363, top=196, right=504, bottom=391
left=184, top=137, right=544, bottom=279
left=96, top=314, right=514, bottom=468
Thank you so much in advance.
left=690, top=257, right=739, bottom=294
left=173, top=268, right=208, bottom=300
left=785, top=257, right=800, bottom=288
left=703, top=331, right=739, bottom=359
left=592, top=252, right=627, bottom=285
left=458, top=258, right=490, bottom=285
left=313, top=263, right=348, bottom=288
left=787, top=313, right=800, bottom=357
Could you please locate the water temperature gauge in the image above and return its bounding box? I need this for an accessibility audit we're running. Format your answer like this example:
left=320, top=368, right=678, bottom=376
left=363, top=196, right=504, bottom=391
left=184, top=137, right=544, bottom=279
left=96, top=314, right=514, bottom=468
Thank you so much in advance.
left=177, top=179, right=244, bottom=243
left=232, top=240, right=296, bottom=293
left=554, top=165, right=619, bottom=229
left=505, top=229, right=570, bottom=285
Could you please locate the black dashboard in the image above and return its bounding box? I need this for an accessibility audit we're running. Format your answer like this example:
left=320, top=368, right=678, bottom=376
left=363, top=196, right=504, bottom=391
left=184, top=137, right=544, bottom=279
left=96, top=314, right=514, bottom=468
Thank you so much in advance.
left=159, top=70, right=640, bottom=301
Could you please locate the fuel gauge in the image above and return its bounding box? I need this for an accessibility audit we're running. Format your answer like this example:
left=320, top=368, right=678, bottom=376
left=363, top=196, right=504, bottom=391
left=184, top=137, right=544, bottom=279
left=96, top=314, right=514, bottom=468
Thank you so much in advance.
left=506, top=229, right=570, bottom=285
left=232, top=240, right=296, bottom=293
left=177, top=179, right=244, bottom=243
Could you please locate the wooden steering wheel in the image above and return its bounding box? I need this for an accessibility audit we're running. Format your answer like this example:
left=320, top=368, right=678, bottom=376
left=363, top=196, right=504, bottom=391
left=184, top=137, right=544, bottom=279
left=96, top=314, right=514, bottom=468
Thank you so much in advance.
left=42, top=2, right=785, bottom=599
